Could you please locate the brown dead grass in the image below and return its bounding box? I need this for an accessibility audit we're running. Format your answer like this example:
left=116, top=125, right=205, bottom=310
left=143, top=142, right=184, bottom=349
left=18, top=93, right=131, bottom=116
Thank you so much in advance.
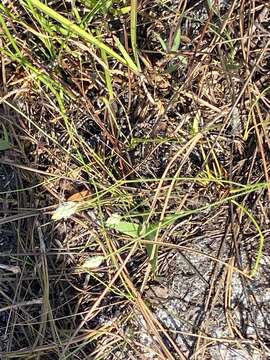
left=1, top=1, right=270, bottom=359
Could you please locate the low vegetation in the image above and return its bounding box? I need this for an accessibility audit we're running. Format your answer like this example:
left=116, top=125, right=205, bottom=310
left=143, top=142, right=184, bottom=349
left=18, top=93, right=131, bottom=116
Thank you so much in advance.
left=0, top=1, right=270, bottom=359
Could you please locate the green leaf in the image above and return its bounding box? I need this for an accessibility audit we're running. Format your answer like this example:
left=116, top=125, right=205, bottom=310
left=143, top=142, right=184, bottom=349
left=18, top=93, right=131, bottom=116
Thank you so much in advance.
left=153, top=31, right=167, bottom=52
left=171, top=27, right=181, bottom=52
left=106, top=213, right=140, bottom=238
left=191, top=111, right=200, bottom=135
left=105, top=213, right=181, bottom=272
left=0, top=126, right=11, bottom=151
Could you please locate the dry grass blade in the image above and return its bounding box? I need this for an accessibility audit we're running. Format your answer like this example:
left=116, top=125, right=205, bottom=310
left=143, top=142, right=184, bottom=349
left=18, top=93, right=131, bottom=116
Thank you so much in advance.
left=1, top=1, right=270, bottom=359
left=130, top=0, right=140, bottom=69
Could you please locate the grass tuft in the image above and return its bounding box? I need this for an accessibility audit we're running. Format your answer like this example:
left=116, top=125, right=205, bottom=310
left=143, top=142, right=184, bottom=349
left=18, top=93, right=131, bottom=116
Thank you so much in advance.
left=1, top=1, right=270, bottom=358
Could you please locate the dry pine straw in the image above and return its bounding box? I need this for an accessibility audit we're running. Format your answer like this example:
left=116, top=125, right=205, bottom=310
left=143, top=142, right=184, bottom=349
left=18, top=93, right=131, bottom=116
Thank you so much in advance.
left=0, top=1, right=270, bottom=359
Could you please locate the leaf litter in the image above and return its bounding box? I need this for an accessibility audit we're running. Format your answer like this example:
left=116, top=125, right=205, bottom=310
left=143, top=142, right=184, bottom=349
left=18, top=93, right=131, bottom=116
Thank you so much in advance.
left=0, top=1, right=270, bottom=359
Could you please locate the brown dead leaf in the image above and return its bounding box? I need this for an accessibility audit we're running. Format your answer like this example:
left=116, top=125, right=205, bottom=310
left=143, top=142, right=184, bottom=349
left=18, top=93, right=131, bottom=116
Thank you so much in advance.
left=67, top=190, right=92, bottom=202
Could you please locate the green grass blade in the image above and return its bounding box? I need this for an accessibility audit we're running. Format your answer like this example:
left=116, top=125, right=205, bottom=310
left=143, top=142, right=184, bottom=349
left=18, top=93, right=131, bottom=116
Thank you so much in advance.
left=113, top=36, right=139, bottom=73
left=27, top=0, right=139, bottom=72
left=0, top=125, right=11, bottom=151
left=0, top=8, right=22, bottom=56
left=171, top=27, right=181, bottom=52
left=231, top=200, right=264, bottom=277
left=130, top=0, right=140, bottom=69
left=99, top=31, right=114, bottom=99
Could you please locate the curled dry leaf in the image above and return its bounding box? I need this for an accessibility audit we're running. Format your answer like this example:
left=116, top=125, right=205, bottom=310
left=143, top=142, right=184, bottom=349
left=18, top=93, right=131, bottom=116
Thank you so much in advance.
left=52, top=201, right=79, bottom=220
left=0, top=264, right=21, bottom=274
left=67, top=190, right=92, bottom=202
left=81, top=256, right=105, bottom=270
